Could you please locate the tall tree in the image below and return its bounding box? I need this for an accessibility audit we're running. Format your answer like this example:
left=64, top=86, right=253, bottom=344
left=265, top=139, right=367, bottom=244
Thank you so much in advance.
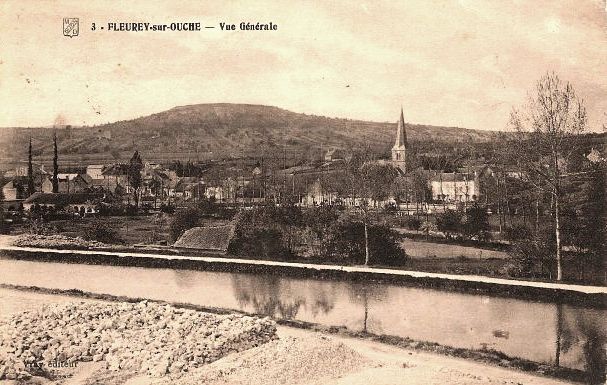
left=27, top=137, right=35, bottom=196
left=360, top=163, right=399, bottom=207
left=0, top=186, right=5, bottom=234
left=52, top=132, right=59, bottom=193
left=128, top=151, right=144, bottom=208
left=509, top=73, right=587, bottom=281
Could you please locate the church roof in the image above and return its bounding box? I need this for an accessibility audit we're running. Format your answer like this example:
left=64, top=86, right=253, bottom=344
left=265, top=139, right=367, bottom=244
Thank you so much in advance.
left=393, top=107, right=407, bottom=149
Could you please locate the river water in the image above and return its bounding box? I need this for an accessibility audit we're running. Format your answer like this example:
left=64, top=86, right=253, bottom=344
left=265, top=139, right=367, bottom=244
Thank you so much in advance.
left=0, top=257, right=604, bottom=376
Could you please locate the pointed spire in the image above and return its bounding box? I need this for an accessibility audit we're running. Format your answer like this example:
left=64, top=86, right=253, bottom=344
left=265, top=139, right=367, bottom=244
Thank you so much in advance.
left=394, top=106, right=407, bottom=148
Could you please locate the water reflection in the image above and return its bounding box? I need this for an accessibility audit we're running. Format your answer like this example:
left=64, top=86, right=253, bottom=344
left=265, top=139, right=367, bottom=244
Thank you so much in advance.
left=347, top=282, right=388, bottom=333
left=558, top=304, right=606, bottom=384
left=0, top=257, right=604, bottom=380
left=232, top=275, right=305, bottom=319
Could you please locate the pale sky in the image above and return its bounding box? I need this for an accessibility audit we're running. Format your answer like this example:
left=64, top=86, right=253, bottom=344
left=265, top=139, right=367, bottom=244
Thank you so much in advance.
left=1, top=0, right=606, bottom=132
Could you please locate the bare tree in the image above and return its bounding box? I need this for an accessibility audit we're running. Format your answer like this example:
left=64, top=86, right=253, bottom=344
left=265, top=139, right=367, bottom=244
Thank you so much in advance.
left=509, top=73, right=587, bottom=281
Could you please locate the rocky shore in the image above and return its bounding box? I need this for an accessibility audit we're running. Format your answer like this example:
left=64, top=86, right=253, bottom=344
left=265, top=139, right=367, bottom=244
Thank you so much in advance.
left=0, top=288, right=584, bottom=385
left=11, top=234, right=112, bottom=250
left=0, top=301, right=277, bottom=381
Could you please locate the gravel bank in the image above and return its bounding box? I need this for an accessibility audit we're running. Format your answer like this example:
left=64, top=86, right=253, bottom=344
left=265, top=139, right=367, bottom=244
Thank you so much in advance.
left=0, top=288, right=579, bottom=385
left=142, top=335, right=371, bottom=385
left=12, top=234, right=111, bottom=250
left=0, top=301, right=276, bottom=381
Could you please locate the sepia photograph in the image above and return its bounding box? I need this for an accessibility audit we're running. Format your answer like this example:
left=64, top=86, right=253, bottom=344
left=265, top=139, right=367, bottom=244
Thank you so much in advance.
left=0, top=1, right=605, bottom=384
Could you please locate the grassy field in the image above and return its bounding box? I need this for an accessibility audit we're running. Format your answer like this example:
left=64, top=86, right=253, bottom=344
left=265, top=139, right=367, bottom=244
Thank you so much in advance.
left=13, top=215, right=173, bottom=245
left=401, top=239, right=508, bottom=259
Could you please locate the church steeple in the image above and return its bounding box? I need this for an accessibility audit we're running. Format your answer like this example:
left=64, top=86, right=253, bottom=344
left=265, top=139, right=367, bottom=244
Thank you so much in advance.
left=394, top=107, right=407, bottom=148
left=391, top=107, right=407, bottom=173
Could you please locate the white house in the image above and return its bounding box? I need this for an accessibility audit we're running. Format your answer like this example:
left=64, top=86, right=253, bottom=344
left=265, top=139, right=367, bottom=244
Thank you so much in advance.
left=430, top=173, right=478, bottom=202
left=86, top=165, right=105, bottom=180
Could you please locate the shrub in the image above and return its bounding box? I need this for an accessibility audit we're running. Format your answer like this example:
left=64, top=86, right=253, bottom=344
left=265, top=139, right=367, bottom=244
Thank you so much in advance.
left=196, top=198, right=218, bottom=215
left=27, top=219, right=54, bottom=235
left=228, top=206, right=299, bottom=260
left=125, top=204, right=138, bottom=216
left=436, top=209, right=462, bottom=239
left=228, top=228, right=290, bottom=260
left=405, top=217, right=422, bottom=231
left=169, top=207, right=202, bottom=242
left=324, top=220, right=407, bottom=266
left=159, top=203, right=175, bottom=214
left=507, top=231, right=554, bottom=277
left=419, top=220, right=437, bottom=234
left=505, top=225, right=532, bottom=242
left=0, top=204, right=8, bottom=235
left=83, top=221, right=124, bottom=244
left=461, top=205, right=490, bottom=241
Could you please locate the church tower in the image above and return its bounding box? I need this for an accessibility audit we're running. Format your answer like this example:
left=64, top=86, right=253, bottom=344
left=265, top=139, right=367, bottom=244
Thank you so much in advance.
left=391, top=107, right=407, bottom=174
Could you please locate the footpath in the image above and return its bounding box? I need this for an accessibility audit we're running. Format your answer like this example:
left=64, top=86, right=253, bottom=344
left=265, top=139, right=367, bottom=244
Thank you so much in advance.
left=0, top=237, right=605, bottom=296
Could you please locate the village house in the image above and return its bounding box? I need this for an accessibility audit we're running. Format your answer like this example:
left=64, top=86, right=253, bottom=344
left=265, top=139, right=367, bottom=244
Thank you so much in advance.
left=205, top=177, right=238, bottom=203
left=2, top=179, right=25, bottom=201
left=324, top=147, right=345, bottom=162
left=173, top=177, right=202, bottom=199
left=429, top=172, right=478, bottom=202
left=86, top=165, right=105, bottom=180
left=101, top=164, right=130, bottom=192
left=301, top=179, right=338, bottom=206
left=41, top=174, right=92, bottom=194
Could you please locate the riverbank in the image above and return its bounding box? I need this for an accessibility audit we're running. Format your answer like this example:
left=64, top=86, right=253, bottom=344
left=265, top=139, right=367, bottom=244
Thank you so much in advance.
left=0, top=287, right=585, bottom=385
left=0, top=239, right=605, bottom=308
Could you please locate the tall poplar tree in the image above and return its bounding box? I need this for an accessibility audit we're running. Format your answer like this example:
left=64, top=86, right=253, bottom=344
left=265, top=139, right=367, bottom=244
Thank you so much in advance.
left=27, top=137, right=35, bottom=196
left=128, top=151, right=144, bottom=208
left=52, top=132, right=59, bottom=193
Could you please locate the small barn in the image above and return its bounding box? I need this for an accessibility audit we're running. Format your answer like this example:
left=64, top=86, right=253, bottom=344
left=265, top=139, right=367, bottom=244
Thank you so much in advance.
left=173, top=225, right=235, bottom=254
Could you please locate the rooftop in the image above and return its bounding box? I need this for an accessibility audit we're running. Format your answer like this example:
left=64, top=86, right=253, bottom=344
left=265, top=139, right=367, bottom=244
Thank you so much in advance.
left=23, top=192, right=106, bottom=205
left=173, top=225, right=235, bottom=252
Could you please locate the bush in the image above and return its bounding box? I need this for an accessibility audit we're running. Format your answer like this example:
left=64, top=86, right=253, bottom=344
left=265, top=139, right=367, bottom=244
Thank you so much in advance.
left=507, top=231, right=554, bottom=277
left=419, top=220, right=437, bottom=234
left=196, top=198, right=218, bottom=215
left=461, top=205, right=490, bottom=241
left=405, top=217, right=422, bottom=231
left=436, top=209, right=462, bottom=239
left=324, top=220, right=407, bottom=266
left=0, top=207, right=9, bottom=235
left=228, top=228, right=291, bottom=260
left=169, top=207, right=202, bottom=242
left=83, top=221, right=124, bottom=244
left=228, top=206, right=300, bottom=260
left=125, top=204, right=138, bottom=216
left=505, top=225, right=532, bottom=242
left=27, top=219, right=54, bottom=235
left=159, top=203, right=175, bottom=214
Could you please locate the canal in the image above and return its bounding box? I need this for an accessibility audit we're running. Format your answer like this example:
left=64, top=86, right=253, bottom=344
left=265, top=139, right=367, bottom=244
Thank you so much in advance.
left=0, top=257, right=604, bottom=376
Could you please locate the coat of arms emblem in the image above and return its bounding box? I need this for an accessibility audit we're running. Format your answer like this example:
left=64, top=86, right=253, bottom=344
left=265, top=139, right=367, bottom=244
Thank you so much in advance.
left=63, top=18, right=79, bottom=37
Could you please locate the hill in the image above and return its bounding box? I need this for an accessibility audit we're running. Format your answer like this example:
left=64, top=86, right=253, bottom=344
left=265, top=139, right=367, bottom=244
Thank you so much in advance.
left=0, top=103, right=497, bottom=165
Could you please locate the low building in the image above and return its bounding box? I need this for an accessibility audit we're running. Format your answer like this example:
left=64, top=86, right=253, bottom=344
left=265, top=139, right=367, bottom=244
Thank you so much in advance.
left=2, top=180, right=23, bottom=200
left=324, top=147, right=345, bottom=162
left=301, top=179, right=338, bottom=206
left=22, top=192, right=106, bottom=214
left=173, top=225, right=235, bottom=254
left=86, top=165, right=105, bottom=180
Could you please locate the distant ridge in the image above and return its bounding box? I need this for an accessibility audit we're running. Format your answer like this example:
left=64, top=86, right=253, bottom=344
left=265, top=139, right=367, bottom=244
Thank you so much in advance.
left=0, top=103, right=496, bottom=164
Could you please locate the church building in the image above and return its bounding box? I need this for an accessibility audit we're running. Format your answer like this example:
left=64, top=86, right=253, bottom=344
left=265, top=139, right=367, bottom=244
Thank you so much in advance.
left=388, top=107, right=479, bottom=205
left=391, top=107, right=407, bottom=174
